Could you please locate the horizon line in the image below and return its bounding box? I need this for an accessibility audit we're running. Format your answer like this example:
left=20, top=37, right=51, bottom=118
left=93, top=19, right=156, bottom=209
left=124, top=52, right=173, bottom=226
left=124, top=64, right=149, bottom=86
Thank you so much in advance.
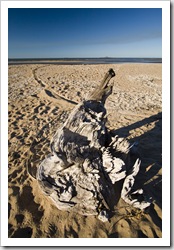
left=8, top=57, right=162, bottom=60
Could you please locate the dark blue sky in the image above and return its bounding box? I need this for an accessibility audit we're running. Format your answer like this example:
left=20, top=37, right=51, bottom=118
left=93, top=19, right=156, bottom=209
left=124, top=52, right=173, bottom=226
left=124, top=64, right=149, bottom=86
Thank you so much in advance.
left=8, top=8, right=162, bottom=58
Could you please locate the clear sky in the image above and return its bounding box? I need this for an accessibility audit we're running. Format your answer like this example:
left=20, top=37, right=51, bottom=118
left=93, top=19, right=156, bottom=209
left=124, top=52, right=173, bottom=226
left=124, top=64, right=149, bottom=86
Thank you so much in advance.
left=8, top=8, right=162, bottom=58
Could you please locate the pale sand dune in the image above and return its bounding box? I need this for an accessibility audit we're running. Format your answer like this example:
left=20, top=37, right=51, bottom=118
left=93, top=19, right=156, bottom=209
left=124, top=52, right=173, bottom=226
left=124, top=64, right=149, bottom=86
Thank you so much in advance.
left=8, top=63, right=162, bottom=238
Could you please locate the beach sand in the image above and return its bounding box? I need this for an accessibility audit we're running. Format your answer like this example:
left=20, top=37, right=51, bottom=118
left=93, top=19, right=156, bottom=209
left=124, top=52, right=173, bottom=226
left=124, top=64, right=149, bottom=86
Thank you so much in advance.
left=8, top=63, right=162, bottom=238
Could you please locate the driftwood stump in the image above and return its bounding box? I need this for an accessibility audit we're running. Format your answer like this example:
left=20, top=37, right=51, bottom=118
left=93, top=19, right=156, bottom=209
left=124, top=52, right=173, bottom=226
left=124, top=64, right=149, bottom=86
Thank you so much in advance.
left=36, top=69, right=151, bottom=221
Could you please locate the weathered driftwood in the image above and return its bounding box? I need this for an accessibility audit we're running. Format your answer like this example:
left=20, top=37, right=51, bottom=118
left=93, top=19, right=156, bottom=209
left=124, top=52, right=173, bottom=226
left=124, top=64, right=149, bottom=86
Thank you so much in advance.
left=36, top=68, right=151, bottom=221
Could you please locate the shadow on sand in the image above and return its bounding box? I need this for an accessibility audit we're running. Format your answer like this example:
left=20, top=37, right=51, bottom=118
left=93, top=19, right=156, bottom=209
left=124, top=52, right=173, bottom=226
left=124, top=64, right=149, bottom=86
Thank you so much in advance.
left=111, top=112, right=162, bottom=230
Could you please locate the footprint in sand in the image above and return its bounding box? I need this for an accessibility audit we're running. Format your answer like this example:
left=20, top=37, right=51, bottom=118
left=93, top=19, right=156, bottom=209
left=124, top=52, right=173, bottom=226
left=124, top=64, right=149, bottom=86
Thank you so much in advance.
left=11, top=227, right=33, bottom=238
left=116, top=219, right=132, bottom=238
left=15, top=214, right=25, bottom=224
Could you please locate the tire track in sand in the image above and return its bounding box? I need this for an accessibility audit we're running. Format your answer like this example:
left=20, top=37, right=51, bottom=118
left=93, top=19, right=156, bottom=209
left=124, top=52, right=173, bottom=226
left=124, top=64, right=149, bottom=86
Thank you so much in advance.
left=32, top=66, right=77, bottom=109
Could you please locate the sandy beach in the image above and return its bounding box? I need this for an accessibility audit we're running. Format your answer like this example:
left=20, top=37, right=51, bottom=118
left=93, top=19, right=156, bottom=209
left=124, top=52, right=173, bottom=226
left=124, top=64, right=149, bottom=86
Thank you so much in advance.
left=8, top=63, right=162, bottom=238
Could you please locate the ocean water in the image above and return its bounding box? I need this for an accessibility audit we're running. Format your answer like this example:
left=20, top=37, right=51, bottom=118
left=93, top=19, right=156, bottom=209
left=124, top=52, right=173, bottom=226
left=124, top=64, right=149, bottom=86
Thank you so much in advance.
left=8, top=57, right=162, bottom=65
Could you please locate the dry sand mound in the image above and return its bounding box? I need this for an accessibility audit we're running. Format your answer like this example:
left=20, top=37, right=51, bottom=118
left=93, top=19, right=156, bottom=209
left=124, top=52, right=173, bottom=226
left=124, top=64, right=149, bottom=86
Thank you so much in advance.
left=8, top=63, right=162, bottom=238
